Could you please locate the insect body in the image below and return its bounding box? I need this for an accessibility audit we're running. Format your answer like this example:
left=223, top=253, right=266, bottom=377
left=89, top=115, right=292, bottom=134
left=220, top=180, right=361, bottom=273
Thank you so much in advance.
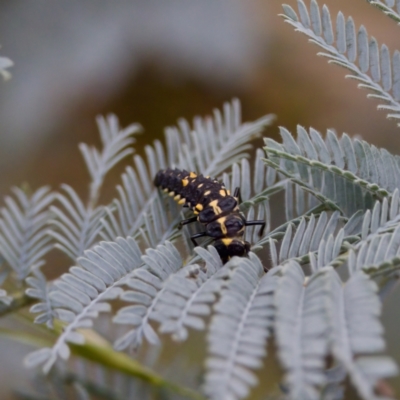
left=154, top=168, right=265, bottom=262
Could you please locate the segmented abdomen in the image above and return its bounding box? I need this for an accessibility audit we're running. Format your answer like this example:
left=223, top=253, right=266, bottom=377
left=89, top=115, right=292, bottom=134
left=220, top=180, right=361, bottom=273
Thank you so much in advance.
left=154, top=168, right=232, bottom=213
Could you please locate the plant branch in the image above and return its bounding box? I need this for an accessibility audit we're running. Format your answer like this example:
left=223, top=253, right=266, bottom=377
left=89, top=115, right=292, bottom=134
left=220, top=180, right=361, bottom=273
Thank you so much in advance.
left=0, top=289, right=34, bottom=317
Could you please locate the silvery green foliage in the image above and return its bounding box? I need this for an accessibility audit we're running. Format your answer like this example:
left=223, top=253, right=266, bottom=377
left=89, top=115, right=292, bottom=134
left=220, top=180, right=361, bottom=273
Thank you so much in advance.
left=264, top=126, right=398, bottom=216
left=222, top=149, right=282, bottom=207
left=49, top=184, right=107, bottom=261
left=357, top=189, right=400, bottom=245
left=25, top=236, right=143, bottom=373
left=366, top=0, right=400, bottom=24
left=203, top=254, right=277, bottom=400
left=10, top=97, right=400, bottom=400
left=281, top=180, right=320, bottom=222
left=80, top=115, right=140, bottom=206
left=322, top=365, right=346, bottom=400
left=224, top=150, right=320, bottom=225
left=28, top=116, right=140, bottom=329
left=100, top=99, right=275, bottom=240
left=324, top=267, right=398, bottom=400
left=349, top=223, right=400, bottom=277
left=274, top=261, right=328, bottom=400
left=114, top=241, right=183, bottom=350
left=272, top=261, right=397, bottom=400
left=26, top=267, right=57, bottom=328
left=266, top=211, right=344, bottom=268
left=222, top=156, right=275, bottom=246
left=139, top=195, right=180, bottom=249
left=154, top=246, right=224, bottom=341
left=49, top=115, right=140, bottom=261
left=0, top=186, right=54, bottom=281
left=225, top=152, right=326, bottom=255
left=282, top=0, right=400, bottom=125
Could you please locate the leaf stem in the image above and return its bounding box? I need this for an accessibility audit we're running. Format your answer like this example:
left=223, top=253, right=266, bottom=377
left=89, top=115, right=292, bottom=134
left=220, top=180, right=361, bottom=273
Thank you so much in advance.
left=69, top=338, right=206, bottom=400
left=0, top=290, right=34, bottom=317
left=2, top=318, right=205, bottom=400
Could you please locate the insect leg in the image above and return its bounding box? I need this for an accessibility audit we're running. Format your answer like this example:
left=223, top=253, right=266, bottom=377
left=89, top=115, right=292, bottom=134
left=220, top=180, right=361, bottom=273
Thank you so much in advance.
left=190, top=232, right=207, bottom=247
left=233, top=187, right=242, bottom=204
left=245, top=220, right=266, bottom=237
left=179, top=216, right=198, bottom=229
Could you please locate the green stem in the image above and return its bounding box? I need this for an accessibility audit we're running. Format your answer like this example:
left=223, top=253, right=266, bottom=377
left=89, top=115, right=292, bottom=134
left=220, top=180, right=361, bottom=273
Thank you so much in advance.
left=0, top=327, right=53, bottom=348
left=69, top=338, right=205, bottom=400
left=1, top=322, right=205, bottom=400
left=0, top=290, right=34, bottom=317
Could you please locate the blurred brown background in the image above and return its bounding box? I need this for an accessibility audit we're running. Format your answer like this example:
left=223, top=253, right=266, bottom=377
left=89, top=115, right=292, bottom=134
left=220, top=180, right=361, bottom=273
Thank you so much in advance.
left=1, top=0, right=400, bottom=398
left=1, top=0, right=399, bottom=195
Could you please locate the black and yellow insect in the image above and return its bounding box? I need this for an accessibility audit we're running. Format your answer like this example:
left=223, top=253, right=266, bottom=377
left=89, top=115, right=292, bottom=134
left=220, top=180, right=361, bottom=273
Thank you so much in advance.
left=154, top=168, right=265, bottom=263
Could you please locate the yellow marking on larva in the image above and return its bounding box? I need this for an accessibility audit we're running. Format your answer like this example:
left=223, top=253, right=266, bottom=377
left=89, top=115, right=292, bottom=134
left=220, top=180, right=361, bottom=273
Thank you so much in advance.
left=168, top=191, right=175, bottom=197
left=190, top=172, right=197, bottom=178
left=182, top=179, right=189, bottom=187
left=218, top=216, right=228, bottom=235
left=195, top=204, right=203, bottom=211
left=219, top=189, right=226, bottom=197
left=194, top=210, right=199, bottom=215
left=205, top=176, right=210, bottom=179
left=204, top=190, right=211, bottom=196
left=209, top=200, right=223, bottom=215
left=178, top=198, right=186, bottom=205
left=198, top=183, right=204, bottom=188
left=222, top=238, right=233, bottom=246
left=227, top=190, right=231, bottom=195
left=174, top=194, right=181, bottom=201
left=163, top=188, right=169, bottom=193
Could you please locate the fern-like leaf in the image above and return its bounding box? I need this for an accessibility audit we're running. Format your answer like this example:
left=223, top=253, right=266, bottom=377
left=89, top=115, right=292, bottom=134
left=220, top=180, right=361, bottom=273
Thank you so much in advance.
left=324, top=267, right=398, bottom=400
left=203, top=254, right=276, bottom=400
left=80, top=114, right=141, bottom=205
left=49, top=185, right=107, bottom=260
left=281, top=0, right=400, bottom=125
left=100, top=146, right=168, bottom=240
left=348, top=223, right=400, bottom=277
left=274, top=261, right=328, bottom=400
left=264, top=126, right=398, bottom=216
left=25, top=236, right=143, bottom=373
left=355, top=189, right=400, bottom=246
left=154, top=246, right=223, bottom=341
left=113, top=241, right=183, bottom=350
left=366, top=0, right=400, bottom=24
left=0, top=186, right=54, bottom=281
left=49, top=116, right=139, bottom=261
left=265, top=211, right=343, bottom=267
left=26, top=267, right=57, bottom=328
